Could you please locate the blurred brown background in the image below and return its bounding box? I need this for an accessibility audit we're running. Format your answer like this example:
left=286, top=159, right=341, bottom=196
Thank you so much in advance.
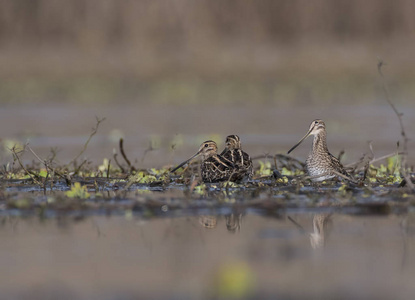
left=0, top=0, right=414, bottom=166
left=1, top=0, right=414, bottom=105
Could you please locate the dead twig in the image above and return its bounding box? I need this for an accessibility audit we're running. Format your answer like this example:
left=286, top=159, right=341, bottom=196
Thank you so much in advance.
left=377, top=59, right=414, bottom=190
left=107, top=159, right=111, bottom=179
left=70, top=116, right=106, bottom=167
left=346, top=151, right=405, bottom=170
left=120, top=138, right=136, bottom=172
left=113, top=152, right=125, bottom=173
left=73, top=159, right=88, bottom=176
left=27, top=145, right=72, bottom=186
left=10, top=145, right=44, bottom=187
left=337, top=150, right=345, bottom=162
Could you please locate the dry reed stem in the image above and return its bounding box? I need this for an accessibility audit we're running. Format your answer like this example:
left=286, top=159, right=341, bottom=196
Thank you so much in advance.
left=377, top=59, right=414, bottom=190
left=10, top=145, right=44, bottom=188
left=71, top=116, right=106, bottom=167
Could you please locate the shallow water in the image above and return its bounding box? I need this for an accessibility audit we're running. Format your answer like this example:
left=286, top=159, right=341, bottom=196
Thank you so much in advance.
left=1, top=102, right=415, bottom=299
left=1, top=103, right=414, bottom=168
left=1, top=212, right=415, bottom=299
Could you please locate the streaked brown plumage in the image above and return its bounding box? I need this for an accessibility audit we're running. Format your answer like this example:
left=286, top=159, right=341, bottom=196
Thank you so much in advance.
left=287, top=119, right=350, bottom=182
left=199, top=215, right=217, bottom=229
left=220, top=135, right=253, bottom=181
left=171, top=140, right=236, bottom=183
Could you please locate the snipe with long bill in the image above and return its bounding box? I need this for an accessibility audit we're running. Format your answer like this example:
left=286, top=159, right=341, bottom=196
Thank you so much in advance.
left=220, top=135, right=253, bottom=181
left=171, top=140, right=236, bottom=183
left=287, top=119, right=350, bottom=182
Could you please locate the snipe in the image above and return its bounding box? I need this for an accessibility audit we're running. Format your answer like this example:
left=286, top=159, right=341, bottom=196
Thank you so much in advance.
left=287, top=119, right=350, bottom=182
left=220, top=135, right=253, bottom=181
left=170, top=140, right=237, bottom=183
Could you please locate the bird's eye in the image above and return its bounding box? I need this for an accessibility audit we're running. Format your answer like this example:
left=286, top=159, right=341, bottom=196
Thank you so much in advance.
left=314, top=121, right=318, bottom=124
left=204, top=144, right=208, bottom=147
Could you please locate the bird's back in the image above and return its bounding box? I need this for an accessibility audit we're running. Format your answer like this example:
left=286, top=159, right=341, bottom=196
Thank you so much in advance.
left=222, top=149, right=253, bottom=181
left=201, top=154, right=235, bottom=183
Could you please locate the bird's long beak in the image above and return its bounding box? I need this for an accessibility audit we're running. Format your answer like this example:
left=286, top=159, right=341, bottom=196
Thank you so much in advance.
left=287, top=128, right=313, bottom=154
left=170, top=149, right=202, bottom=173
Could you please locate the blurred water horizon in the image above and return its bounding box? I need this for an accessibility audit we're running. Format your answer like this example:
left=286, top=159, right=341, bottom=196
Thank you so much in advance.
left=0, top=1, right=414, bottom=167
left=0, top=0, right=414, bottom=106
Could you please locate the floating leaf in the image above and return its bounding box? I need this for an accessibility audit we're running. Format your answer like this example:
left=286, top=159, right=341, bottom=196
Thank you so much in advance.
left=39, top=169, right=48, bottom=178
left=65, top=182, right=90, bottom=199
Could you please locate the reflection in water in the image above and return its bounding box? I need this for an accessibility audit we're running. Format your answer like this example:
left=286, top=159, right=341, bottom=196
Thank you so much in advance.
left=1, top=214, right=415, bottom=299
left=199, top=215, right=217, bottom=229
left=198, top=214, right=243, bottom=233
left=400, top=213, right=415, bottom=270
left=288, top=214, right=333, bottom=249
left=310, top=214, right=333, bottom=249
left=226, top=214, right=242, bottom=233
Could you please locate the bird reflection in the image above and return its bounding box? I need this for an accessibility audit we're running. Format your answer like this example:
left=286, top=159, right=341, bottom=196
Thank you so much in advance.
left=198, top=214, right=243, bottom=233
left=310, top=214, right=332, bottom=249
left=226, top=214, right=242, bottom=233
left=288, top=214, right=333, bottom=249
left=199, top=215, right=218, bottom=229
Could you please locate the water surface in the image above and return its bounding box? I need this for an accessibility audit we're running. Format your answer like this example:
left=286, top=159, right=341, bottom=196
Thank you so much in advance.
left=1, top=212, right=415, bottom=299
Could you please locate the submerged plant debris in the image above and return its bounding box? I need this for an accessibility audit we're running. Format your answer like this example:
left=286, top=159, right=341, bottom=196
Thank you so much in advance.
left=1, top=64, right=414, bottom=219
left=1, top=141, right=414, bottom=220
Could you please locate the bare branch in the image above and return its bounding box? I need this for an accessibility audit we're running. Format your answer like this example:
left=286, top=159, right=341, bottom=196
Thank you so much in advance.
left=120, top=138, right=136, bottom=172
left=71, top=116, right=106, bottom=166
left=113, top=152, right=125, bottom=173
left=377, top=58, right=414, bottom=190
left=27, top=145, right=70, bottom=186
left=10, top=145, right=44, bottom=187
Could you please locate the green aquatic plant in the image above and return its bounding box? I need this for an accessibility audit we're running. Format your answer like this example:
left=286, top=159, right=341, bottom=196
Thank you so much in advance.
left=337, top=184, right=351, bottom=197
left=128, top=171, right=158, bottom=184
left=281, top=167, right=305, bottom=176
left=275, top=176, right=289, bottom=184
left=214, top=261, right=255, bottom=298
left=148, top=168, right=170, bottom=181
left=221, top=181, right=240, bottom=188
left=38, top=169, right=48, bottom=178
left=194, top=183, right=207, bottom=195
left=256, top=161, right=272, bottom=176
left=367, top=155, right=403, bottom=184
left=4, top=170, right=31, bottom=180
left=65, top=182, right=90, bottom=199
